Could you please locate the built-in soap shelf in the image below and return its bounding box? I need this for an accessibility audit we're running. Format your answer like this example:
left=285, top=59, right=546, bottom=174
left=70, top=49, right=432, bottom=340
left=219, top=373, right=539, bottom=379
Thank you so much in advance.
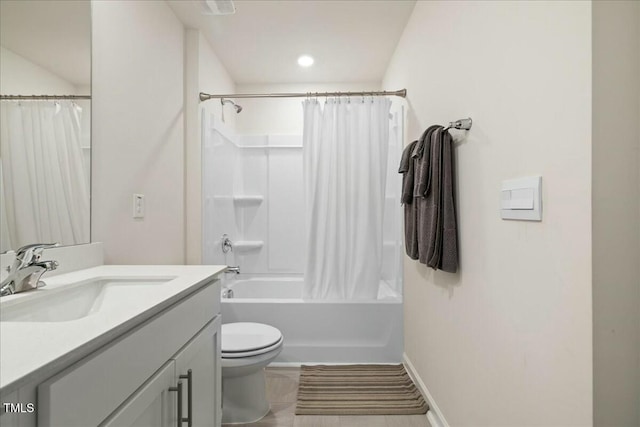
left=234, top=241, right=264, bottom=252
left=233, top=195, right=264, bottom=206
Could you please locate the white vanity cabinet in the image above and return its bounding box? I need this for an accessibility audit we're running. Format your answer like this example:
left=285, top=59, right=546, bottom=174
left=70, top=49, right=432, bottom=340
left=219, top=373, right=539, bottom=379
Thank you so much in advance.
left=102, top=318, right=221, bottom=427
left=25, top=279, right=222, bottom=427
left=172, top=318, right=222, bottom=427
left=101, top=361, right=177, bottom=427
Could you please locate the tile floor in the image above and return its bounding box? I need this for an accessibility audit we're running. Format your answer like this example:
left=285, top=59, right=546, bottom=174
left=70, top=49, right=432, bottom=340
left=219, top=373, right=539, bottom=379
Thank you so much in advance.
left=222, top=367, right=431, bottom=427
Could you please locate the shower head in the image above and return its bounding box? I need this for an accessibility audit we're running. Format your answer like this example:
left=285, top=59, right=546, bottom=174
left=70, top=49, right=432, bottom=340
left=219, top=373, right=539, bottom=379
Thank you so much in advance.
left=221, top=98, right=242, bottom=114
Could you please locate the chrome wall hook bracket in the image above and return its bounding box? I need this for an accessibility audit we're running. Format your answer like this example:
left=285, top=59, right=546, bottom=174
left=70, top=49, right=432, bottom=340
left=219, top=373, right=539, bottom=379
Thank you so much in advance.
left=444, top=117, right=473, bottom=131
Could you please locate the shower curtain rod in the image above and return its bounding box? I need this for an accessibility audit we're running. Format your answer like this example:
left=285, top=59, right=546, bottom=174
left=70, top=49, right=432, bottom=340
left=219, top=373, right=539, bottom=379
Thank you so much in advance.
left=0, top=95, right=91, bottom=100
left=199, top=89, right=406, bottom=102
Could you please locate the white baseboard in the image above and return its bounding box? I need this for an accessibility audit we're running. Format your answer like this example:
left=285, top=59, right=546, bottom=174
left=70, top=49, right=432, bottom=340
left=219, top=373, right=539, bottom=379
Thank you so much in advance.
left=403, top=353, right=449, bottom=427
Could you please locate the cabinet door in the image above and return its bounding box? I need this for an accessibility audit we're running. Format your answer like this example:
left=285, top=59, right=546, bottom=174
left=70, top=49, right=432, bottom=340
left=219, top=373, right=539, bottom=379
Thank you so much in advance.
left=172, top=316, right=222, bottom=427
left=0, top=391, right=19, bottom=427
left=100, top=361, right=178, bottom=427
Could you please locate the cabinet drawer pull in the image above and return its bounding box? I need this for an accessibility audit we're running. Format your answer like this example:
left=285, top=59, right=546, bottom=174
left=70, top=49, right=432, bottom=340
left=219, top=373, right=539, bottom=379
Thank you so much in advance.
left=169, top=381, right=183, bottom=427
left=179, top=369, right=193, bottom=426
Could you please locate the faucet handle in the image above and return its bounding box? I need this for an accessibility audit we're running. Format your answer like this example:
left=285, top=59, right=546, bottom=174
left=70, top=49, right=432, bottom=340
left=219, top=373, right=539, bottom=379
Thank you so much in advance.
left=14, top=243, right=59, bottom=268
left=221, top=234, right=233, bottom=254
left=15, top=243, right=59, bottom=259
left=16, top=243, right=60, bottom=253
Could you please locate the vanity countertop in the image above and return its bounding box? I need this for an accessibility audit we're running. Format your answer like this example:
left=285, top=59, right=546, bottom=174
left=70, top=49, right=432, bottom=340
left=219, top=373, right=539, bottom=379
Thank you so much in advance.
left=0, top=264, right=226, bottom=394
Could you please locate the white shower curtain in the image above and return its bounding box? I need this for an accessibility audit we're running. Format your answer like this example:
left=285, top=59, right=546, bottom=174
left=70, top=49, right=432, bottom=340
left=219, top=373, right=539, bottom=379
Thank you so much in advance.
left=0, top=101, right=89, bottom=251
left=303, top=97, right=392, bottom=300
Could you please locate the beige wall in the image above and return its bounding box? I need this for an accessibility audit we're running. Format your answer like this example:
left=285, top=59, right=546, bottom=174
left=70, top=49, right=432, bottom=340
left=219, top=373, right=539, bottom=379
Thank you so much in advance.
left=184, top=30, right=236, bottom=265
left=92, top=1, right=236, bottom=265
left=383, top=1, right=593, bottom=425
left=592, top=2, right=640, bottom=426
left=92, top=1, right=185, bottom=264
left=235, top=82, right=379, bottom=135
left=199, top=33, right=236, bottom=125
left=0, top=46, right=78, bottom=95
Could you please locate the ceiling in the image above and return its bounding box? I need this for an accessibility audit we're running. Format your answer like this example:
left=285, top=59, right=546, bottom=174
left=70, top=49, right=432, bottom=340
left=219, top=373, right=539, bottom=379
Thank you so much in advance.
left=168, top=0, right=416, bottom=85
left=0, top=0, right=91, bottom=87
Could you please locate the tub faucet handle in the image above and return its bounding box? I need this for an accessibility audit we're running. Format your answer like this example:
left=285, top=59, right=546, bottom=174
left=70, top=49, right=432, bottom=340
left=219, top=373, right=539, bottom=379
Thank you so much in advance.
left=221, top=234, right=233, bottom=253
left=225, top=266, right=240, bottom=274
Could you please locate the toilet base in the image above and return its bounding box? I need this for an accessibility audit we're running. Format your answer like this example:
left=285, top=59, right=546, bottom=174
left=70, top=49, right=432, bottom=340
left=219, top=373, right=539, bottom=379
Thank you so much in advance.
left=222, top=367, right=270, bottom=424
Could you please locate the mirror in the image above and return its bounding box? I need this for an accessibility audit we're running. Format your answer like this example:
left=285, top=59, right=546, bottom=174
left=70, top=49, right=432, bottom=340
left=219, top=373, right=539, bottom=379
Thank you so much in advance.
left=0, top=0, right=91, bottom=252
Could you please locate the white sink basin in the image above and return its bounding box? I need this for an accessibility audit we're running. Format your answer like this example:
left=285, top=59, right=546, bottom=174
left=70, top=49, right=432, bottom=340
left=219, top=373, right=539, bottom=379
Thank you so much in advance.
left=0, top=277, right=174, bottom=322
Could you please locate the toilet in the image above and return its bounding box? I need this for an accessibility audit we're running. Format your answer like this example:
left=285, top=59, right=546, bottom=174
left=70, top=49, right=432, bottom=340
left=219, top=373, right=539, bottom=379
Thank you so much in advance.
left=221, top=322, right=284, bottom=424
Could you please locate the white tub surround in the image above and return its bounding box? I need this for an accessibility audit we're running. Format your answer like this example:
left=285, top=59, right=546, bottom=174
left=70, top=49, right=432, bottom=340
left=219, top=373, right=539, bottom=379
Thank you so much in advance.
left=221, top=276, right=403, bottom=364
left=203, top=112, right=404, bottom=294
left=0, top=264, right=226, bottom=395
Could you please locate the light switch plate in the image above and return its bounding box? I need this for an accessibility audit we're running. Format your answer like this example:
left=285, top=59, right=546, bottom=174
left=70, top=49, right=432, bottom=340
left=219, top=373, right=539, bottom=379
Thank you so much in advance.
left=133, top=194, right=145, bottom=219
left=501, top=176, right=542, bottom=221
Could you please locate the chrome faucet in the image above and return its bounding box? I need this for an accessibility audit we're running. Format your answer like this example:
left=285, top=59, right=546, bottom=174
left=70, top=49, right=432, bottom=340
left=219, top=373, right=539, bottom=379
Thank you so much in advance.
left=0, top=243, right=59, bottom=297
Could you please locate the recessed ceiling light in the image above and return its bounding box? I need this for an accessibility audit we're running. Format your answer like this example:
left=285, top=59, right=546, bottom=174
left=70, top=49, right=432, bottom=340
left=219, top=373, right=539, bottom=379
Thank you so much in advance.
left=297, top=55, right=314, bottom=67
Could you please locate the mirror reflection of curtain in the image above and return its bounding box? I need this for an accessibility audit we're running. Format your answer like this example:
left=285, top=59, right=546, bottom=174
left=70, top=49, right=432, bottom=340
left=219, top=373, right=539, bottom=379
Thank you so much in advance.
left=0, top=100, right=89, bottom=251
left=302, top=97, right=391, bottom=300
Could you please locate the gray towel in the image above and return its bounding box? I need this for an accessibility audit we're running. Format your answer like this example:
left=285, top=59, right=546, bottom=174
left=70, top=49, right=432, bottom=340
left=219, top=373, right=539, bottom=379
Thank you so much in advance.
left=399, top=140, right=419, bottom=259
left=419, top=127, right=442, bottom=266
left=400, top=126, right=458, bottom=273
left=404, top=126, right=439, bottom=263
left=398, top=140, right=418, bottom=205
left=439, top=130, right=458, bottom=273
left=413, top=126, right=440, bottom=197
left=425, top=128, right=458, bottom=272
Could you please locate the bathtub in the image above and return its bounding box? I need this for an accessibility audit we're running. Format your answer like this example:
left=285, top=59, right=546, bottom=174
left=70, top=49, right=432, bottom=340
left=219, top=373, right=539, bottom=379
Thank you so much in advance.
left=221, top=275, right=403, bottom=365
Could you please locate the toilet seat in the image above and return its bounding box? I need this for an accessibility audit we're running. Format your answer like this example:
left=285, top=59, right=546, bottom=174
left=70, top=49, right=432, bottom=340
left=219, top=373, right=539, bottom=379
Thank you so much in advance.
left=222, top=336, right=283, bottom=358
left=222, top=322, right=283, bottom=358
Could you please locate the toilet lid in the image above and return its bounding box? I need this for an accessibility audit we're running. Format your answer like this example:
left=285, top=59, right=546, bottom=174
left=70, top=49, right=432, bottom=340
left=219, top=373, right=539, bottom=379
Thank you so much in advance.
left=221, top=322, right=283, bottom=353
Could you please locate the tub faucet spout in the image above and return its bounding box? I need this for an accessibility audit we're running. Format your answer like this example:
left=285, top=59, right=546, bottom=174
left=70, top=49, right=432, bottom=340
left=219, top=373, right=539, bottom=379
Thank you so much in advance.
left=225, top=266, right=240, bottom=274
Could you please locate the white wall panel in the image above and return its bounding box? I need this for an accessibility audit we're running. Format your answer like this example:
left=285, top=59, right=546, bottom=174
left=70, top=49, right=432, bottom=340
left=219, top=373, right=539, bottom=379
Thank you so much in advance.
left=267, top=144, right=305, bottom=272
